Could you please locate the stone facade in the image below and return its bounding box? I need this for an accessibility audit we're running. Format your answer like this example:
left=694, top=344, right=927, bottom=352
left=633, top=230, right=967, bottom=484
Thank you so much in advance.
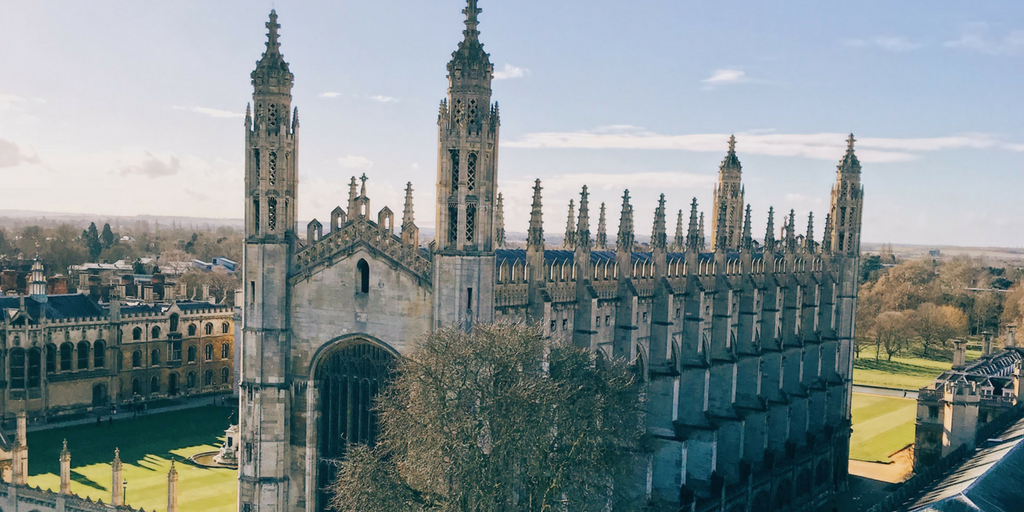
left=0, top=258, right=235, bottom=422
left=238, top=3, right=864, bottom=512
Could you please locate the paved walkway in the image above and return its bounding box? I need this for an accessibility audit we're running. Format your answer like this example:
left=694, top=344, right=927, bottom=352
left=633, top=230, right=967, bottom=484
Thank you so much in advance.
left=853, top=385, right=918, bottom=400
left=19, top=393, right=236, bottom=434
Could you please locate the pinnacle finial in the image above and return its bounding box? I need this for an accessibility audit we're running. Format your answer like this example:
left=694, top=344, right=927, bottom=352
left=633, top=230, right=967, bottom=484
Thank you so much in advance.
left=266, top=10, right=281, bottom=55
left=564, top=199, right=576, bottom=249
left=495, top=192, right=506, bottom=247
left=720, top=134, right=742, bottom=172
left=651, top=194, right=667, bottom=250
left=359, top=173, right=368, bottom=197
left=741, top=204, right=753, bottom=251
left=673, top=209, right=685, bottom=250
left=822, top=213, right=833, bottom=253
left=698, top=212, right=705, bottom=251
left=838, top=132, right=861, bottom=175
left=805, top=211, right=815, bottom=251
left=686, top=198, right=700, bottom=251
left=764, top=207, right=776, bottom=252
left=596, top=202, right=608, bottom=249
left=528, top=180, right=544, bottom=249
left=617, top=190, right=635, bottom=251
left=728, top=134, right=737, bottom=154
left=576, top=187, right=591, bottom=249
left=463, top=0, right=482, bottom=41
left=847, top=133, right=856, bottom=151
left=402, top=182, right=415, bottom=227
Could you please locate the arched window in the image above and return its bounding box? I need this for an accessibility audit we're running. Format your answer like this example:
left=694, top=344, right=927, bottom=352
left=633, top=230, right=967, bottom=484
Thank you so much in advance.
left=203, top=369, right=214, bottom=387
left=132, top=350, right=142, bottom=368
left=169, top=313, right=179, bottom=332
left=28, top=349, right=41, bottom=388
left=151, top=349, right=161, bottom=366
left=132, top=378, right=142, bottom=396
left=187, top=345, right=197, bottom=363
left=221, top=367, right=231, bottom=384
left=151, top=375, right=160, bottom=394
left=132, top=327, right=142, bottom=340
left=77, top=341, right=90, bottom=370
left=152, top=326, right=161, bottom=339
left=45, top=343, right=57, bottom=373
left=9, top=348, right=25, bottom=390
left=94, top=340, right=106, bottom=368
left=222, top=322, right=230, bottom=334
left=357, top=259, right=370, bottom=294
left=187, top=371, right=196, bottom=389
left=188, top=324, right=197, bottom=336
left=169, top=373, right=179, bottom=395
left=205, top=343, right=214, bottom=361
left=221, top=343, right=230, bottom=359
left=205, top=323, right=213, bottom=335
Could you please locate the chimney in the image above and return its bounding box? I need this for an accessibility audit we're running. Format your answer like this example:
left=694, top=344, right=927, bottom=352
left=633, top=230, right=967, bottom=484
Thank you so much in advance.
left=202, top=284, right=210, bottom=301
left=982, top=331, right=993, bottom=357
left=952, top=339, right=967, bottom=370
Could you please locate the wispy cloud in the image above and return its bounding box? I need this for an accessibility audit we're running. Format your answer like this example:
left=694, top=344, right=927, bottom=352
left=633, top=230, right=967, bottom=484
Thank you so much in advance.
left=369, top=95, right=398, bottom=103
left=119, top=151, right=181, bottom=178
left=0, top=139, right=41, bottom=168
left=844, top=36, right=924, bottom=52
left=945, top=23, right=1024, bottom=55
left=504, top=126, right=1022, bottom=163
left=172, top=106, right=244, bottom=118
left=319, top=92, right=342, bottom=99
left=702, top=69, right=749, bottom=85
left=338, top=155, right=374, bottom=169
left=493, top=64, right=529, bottom=80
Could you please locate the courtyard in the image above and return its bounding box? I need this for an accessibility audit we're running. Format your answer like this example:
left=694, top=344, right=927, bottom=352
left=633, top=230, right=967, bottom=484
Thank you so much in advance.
left=27, top=405, right=237, bottom=512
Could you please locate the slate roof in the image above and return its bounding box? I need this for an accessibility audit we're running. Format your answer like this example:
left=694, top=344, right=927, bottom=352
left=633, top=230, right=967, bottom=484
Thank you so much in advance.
left=494, top=249, right=742, bottom=267
left=0, top=294, right=104, bottom=323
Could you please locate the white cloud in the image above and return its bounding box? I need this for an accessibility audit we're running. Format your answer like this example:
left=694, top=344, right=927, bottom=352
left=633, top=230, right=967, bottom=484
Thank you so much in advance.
left=504, top=128, right=1022, bottom=163
left=945, top=23, right=1024, bottom=55
left=319, top=92, right=342, bottom=99
left=337, top=155, right=374, bottom=169
left=493, top=64, right=529, bottom=80
left=845, top=36, right=923, bottom=52
left=172, top=106, right=244, bottom=118
left=0, top=139, right=40, bottom=168
left=702, top=69, right=748, bottom=85
left=119, top=151, right=181, bottom=178
left=369, top=95, right=398, bottom=103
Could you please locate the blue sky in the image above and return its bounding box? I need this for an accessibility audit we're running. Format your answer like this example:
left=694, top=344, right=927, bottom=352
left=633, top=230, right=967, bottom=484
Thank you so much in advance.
left=1, top=1, right=1022, bottom=246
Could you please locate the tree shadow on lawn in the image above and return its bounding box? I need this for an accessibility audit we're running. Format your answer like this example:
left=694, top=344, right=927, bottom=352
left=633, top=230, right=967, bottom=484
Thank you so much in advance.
left=28, top=406, right=233, bottom=478
left=854, top=358, right=946, bottom=380
left=70, top=470, right=110, bottom=492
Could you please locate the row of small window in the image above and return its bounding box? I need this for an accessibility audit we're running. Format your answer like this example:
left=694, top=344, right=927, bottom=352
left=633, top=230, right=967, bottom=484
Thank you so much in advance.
left=132, top=321, right=230, bottom=341
left=129, top=368, right=230, bottom=396
left=549, top=312, right=657, bottom=332
left=130, top=343, right=230, bottom=368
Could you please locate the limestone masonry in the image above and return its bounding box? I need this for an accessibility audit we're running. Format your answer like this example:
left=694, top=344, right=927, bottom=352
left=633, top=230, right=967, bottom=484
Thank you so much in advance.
left=239, top=3, right=864, bottom=511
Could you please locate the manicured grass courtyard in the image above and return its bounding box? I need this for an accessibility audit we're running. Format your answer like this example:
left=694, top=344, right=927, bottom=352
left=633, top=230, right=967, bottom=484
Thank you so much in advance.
left=27, top=405, right=236, bottom=512
left=853, top=346, right=982, bottom=390
left=849, top=393, right=917, bottom=463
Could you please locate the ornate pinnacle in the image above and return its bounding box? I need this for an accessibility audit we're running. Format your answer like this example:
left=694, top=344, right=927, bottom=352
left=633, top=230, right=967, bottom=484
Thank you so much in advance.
left=651, top=194, right=667, bottom=250
left=714, top=197, right=729, bottom=252
left=347, top=176, right=359, bottom=213
left=266, top=10, right=282, bottom=55
left=786, top=209, right=797, bottom=250
left=673, top=209, right=685, bottom=251
left=463, top=0, right=482, bottom=41
left=698, top=212, right=705, bottom=251
left=617, top=190, right=635, bottom=251
left=720, top=134, right=742, bottom=172
left=495, top=192, right=506, bottom=247
left=686, top=198, right=700, bottom=251
left=838, top=132, right=861, bottom=175
left=359, top=173, right=368, bottom=197
left=805, top=212, right=815, bottom=251
left=528, top=180, right=544, bottom=249
left=764, top=207, right=776, bottom=253
left=292, top=107, right=299, bottom=130
left=822, top=213, right=833, bottom=253
left=563, top=199, right=576, bottom=249
left=576, top=187, right=591, bottom=249
left=402, top=182, right=415, bottom=227
left=741, top=204, right=753, bottom=251
left=596, top=202, right=608, bottom=249
left=61, top=439, right=69, bottom=456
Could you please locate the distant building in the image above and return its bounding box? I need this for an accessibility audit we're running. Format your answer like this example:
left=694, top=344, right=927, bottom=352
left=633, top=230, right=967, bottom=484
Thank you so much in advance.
left=928, top=249, right=941, bottom=258
left=914, top=332, right=1022, bottom=470
left=191, top=257, right=236, bottom=273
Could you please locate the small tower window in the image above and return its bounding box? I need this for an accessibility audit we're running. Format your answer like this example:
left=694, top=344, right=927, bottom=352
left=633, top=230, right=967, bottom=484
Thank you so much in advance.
left=357, top=259, right=370, bottom=294
left=268, top=197, right=278, bottom=231
left=450, top=149, right=460, bottom=192
left=253, top=148, right=260, bottom=179
left=253, top=199, right=260, bottom=235
left=448, top=204, right=459, bottom=246
left=466, top=204, right=476, bottom=243
left=269, top=151, right=277, bottom=186
left=467, top=152, right=477, bottom=192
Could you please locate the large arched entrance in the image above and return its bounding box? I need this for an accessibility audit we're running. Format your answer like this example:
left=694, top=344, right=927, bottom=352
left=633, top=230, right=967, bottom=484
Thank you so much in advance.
left=314, top=340, right=395, bottom=512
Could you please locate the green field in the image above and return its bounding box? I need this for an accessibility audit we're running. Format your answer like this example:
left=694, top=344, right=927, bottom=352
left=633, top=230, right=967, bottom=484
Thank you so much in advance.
left=27, top=406, right=236, bottom=512
left=849, top=394, right=917, bottom=463
left=853, top=347, right=981, bottom=390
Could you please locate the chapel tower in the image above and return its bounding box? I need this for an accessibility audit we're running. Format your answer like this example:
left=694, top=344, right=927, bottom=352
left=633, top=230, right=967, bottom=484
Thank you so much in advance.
left=239, top=10, right=298, bottom=512
left=829, top=134, right=864, bottom=255
left=710, top=135, right=744, bottom=251
left=433, top=0, right=500, bottom=327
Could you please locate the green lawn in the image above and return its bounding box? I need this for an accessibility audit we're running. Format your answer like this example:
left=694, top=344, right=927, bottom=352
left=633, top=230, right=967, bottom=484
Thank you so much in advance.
left=850, top=394, right=917, bottom=463
left=853, top=346, right=982, bottom=390
left=27, top=406, right=236, bottom=512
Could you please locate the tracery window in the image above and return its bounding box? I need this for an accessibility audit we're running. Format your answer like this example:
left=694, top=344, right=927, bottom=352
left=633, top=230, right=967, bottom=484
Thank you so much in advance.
left=269, top=151, right=277, bottom=186
left=221, top=343, right=230, bottom=359
left=448, top=204, right=459, bottom=246
left=45, top=344, right=56, bottom=373
left=60, top=343, right=73, bottom=371
left=466, top=204, right=476, bottom=243
left=449, top=149, right=460, bottom=192
left=466, top=152, right=477, bottom=192
left=77, top=341, right=90, bottom=370
left=268, top=104, right=278, bottom=129
left=268, top=197, right=278, bottom=231
left=253, top=148, right=260, bottom=179
left=205, top=343, right=214, bottom=362
left=94, top=340, right=106, bottom=368
left=9, top=348, right=25, bottom=390
left=27, top=349, right=40, bottom=388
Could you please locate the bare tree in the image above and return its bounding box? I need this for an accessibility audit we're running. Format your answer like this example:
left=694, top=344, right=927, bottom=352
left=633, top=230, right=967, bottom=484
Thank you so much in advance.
left=329, top=323, right=648, bottom=512
left=875, top=311, right=915, bottom=361
left=911, top=303, right=968, bottom=358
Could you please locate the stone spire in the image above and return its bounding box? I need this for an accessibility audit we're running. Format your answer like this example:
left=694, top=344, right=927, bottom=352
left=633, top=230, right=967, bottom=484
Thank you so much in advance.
left=673, top=209, right=685, bottom=251
left=651, top=194, right=667, bottom=250
left=563, top=199, right=576, bottom=249
left=837, top=133, right=861, bottom=177
left=59, top=439, right=71, bottom=495
left=805, top=212, right=815, bottom=252
left=686, top=199, right=700, bottom=251
left=527, top=180, right=544, bottom=250
left=250, top=10, right=293, bottom=92
left=596, top=202, right=608, bottom=250
left=576, top=187, right=591, bottom=248
left=495, top=192, right=506, bottom=247
left=347, top=176, right=359, bottom=216
left=448, top=0, right=492, bottom=87
left=711, top=134, right=745, bottom=251
left=764, top=207, right=776, bottom=253
left=698, top=212, right=705, bottom=251
left=786, top=209, right=797, bottom=251
left=111, top=448, right=123, bottom=506
left=822, top=213, right=833, bottom=253
left=401, top=182, right=419, bottom=248
left=616, top=190, right=635, bottom=251
left=741, top=204, right=753, bottom=251
left=463, top=0, right=482, bottom=42
left=402, top=182, right=415, bottom=227
left=167, top=460, right=179, bottom=512
left=720, top=134, right=741, bottom=173
left=829, top=133, right=865, bottom=255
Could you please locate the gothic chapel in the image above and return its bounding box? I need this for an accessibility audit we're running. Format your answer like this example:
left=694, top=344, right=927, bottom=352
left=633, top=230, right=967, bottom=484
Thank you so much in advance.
left=239, top=3, right=864, bottom=512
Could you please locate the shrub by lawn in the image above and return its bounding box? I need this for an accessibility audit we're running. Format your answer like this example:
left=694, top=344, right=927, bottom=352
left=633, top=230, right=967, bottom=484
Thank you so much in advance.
left=850, top=393, right=917, bottom=463
left=27, top=405, right=236, bottom=512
